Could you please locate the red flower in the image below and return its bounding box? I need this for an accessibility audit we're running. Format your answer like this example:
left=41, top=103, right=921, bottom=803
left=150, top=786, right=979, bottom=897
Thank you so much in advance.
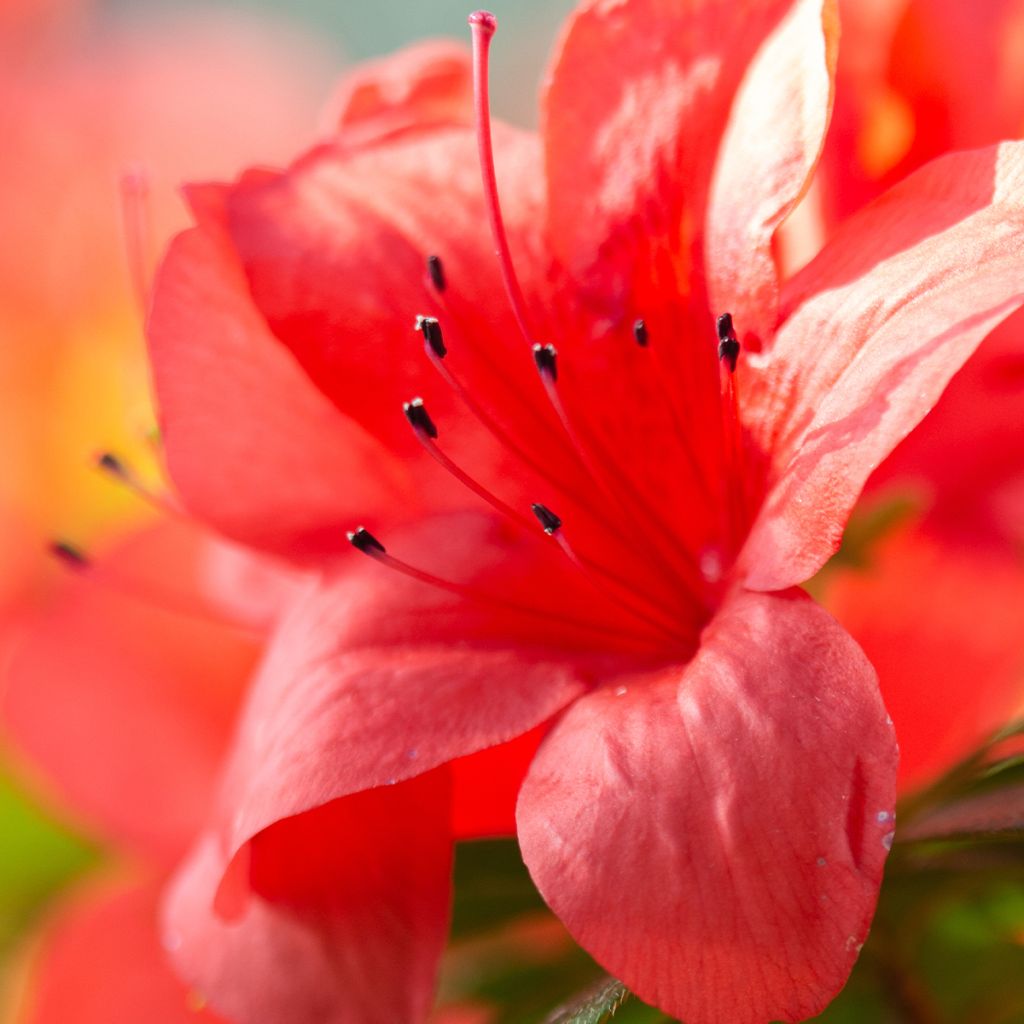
left=146, top=2, right=1024, bottom=1022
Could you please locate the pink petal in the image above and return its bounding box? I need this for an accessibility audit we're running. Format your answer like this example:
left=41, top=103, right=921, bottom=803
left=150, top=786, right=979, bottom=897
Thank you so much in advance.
left=3, top=523, right=256, bottom=866
left=164, top=772, right=452, bottom=1024
left=743, top=142, right=1024, bottom=590
left=215, top=512, right=604, bottom=855
left=543, top=0, right=823, bottom=318
left=518, top=589, right=897, bottom=1024
left=17, top=877, right=226, bottom=1024
left=147, top=222, right=410, bottom=563
left=706, top=0, right=838, bottom=344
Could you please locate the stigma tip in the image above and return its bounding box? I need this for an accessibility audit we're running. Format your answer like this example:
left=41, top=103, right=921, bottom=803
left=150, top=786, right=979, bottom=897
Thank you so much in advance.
left=468, top=10, right=497, bottom=33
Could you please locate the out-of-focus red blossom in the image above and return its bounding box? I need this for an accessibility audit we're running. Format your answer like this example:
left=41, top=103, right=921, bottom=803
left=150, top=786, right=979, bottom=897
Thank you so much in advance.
left=144, top=2, right=1024, bottom=1022
left=792, top=0, right=1024, bottom=791
left=0, top=6, right=333, bottom=617
left=2, top=522, right=288, bottom=1024
left=0, top=4, right=334, bottom=1020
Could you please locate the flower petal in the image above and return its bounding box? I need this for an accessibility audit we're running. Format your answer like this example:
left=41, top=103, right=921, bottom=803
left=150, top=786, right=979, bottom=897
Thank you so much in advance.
left=824, top=529, right=1024, bottom=791
left=518, top=589, right=897, bottom=1024
left=3, top=523, right=256, bottom=866
left=330, top=39, right=472, bottom=145
left=147, top=222, right=411, bottom=562
left=16, top=877, right=225, bottom=1024
left=543, top=0, right=827, bottom=326
left=743, top=142, right=1024, bottom=590
left=163, top=773, right=452, bottom=1024
left=215, top=513, right=613, bottom=856
left=706, top=0, right=838, bottom=343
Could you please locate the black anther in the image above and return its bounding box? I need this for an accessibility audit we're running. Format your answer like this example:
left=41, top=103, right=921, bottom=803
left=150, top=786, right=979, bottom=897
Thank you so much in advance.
left=716, top=312, right=740, bottom=373
left=531, top=502, right=562, bottom=535
left=403, top=397, right=439, bottom=439
left=347, top=526, right=386, bottom=555
left=96, top=451, right=127, bottom=476
left=415, top=315, right=447, bottom=359
left=50, top=540, right=89, bottom=568
left=633, top=319, right=649, bottom=347
left=532, top=343, right=558, bottom=381
left=426, top=255, right=446, bottom=292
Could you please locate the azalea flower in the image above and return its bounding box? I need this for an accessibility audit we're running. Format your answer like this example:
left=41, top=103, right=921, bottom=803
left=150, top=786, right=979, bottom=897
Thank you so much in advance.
left=145, top=1, right=1024, bottom=1022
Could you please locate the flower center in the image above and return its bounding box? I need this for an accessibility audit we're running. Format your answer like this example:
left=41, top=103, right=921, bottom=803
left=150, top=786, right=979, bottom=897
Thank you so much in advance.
left=346, top=11, right=756, bottom=658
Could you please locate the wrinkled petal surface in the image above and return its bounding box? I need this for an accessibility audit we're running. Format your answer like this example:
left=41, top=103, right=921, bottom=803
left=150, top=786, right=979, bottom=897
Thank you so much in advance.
left=518, top=589, right=897, bottom=1024
left=743, top=143, right=1024, bottom=589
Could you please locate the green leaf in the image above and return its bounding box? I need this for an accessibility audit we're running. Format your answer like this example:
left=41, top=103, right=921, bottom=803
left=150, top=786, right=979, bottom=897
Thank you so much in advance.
left=0, top=757, right=100, bottom=952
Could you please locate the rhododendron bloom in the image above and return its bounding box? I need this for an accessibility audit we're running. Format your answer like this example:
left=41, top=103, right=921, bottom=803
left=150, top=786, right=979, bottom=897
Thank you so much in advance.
left=146, top=1, right=1024, bottom=1022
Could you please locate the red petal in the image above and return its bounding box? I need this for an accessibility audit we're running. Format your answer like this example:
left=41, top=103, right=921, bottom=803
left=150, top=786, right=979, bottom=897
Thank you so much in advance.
left=706, top=0, right=838, bottom=344
left=743, top=143, right=1024, bottom=590
left=147, top=223, right=410, bottom=562
left=330, top=39, right=472, bottom=145
left=215, top=513, right=601, bottom=855
left=518, top=589, right=897, bottom=1024
left=4, top=523, right=256, bottom=866
left=220, top=126, right=546, bottom=465
left=868, top=311, right=1024, bottom=549
left=164, top=773, right=452, bottom=1024
left=824, top=529, right=1024, bottom=791
left=17, top=877, right=226, bottom=1024
left=543, top=0, right=825, bottom=321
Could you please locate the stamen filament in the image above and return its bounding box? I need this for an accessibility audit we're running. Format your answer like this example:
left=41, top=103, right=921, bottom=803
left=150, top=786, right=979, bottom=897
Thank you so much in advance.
left=95, top=451, right=183, bottom=518
left=349, top=530, right=667, bottom=650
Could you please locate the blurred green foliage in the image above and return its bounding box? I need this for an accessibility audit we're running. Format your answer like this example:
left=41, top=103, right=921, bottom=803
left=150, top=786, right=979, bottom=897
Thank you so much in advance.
left=0, top=757, right=98, bottom=952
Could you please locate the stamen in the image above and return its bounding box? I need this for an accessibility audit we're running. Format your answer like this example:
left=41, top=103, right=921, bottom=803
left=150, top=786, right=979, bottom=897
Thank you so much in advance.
left=402, top=397, right=439, bottom=440
left=531, top=503, right=562, bottom=535
left=529, top=508, right=685, bottom=643
left=532, top=343, right=558, bottom=382
left=469, top=11, right=537, bottom=347
left=404, top=399, right=536, bottom=533
left=347, top=523, right=667, bottom=649
left=347, top=526, right=386, bottom=554
left=414, top=315, right=447, bottom=359
left=535, top=353, right=710, bottom=602
left=50, top=540, right=89, bottom=570
left=717, top=312, right=740, bottom=373
left=426, top=254, right=446, bottom=292
left=94, top=450, right=181, bottom=517
left=48, top=536, right=255, bottom=632
left=715, top=314, right=747, bottom=552
left=632, top=321, right=716, bottom=506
